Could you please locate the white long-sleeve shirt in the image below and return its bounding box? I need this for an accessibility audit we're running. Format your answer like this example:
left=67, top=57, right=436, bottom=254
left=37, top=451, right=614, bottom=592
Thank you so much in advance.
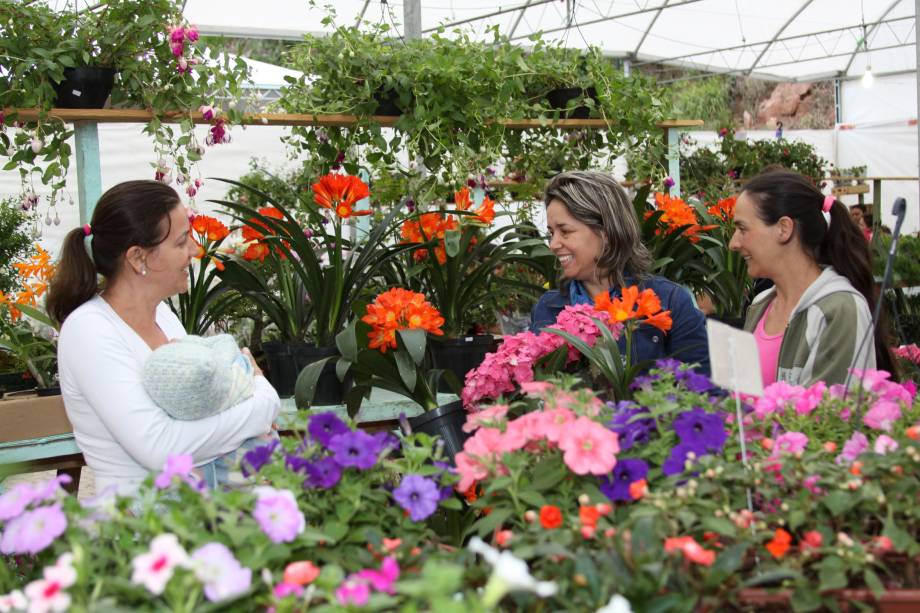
left=58, top=295, right=280, bottom=495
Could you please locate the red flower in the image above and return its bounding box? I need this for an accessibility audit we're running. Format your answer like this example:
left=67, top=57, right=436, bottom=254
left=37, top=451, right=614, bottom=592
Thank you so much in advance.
left=539, top=505, right=563, bottom=530
left=664, top=536, right=716, bottom=566
left=765, top=528, right=792, bottom=559
left=579, top=505, right=601, bottom=529
left=800, top=530, right=823, bottom=554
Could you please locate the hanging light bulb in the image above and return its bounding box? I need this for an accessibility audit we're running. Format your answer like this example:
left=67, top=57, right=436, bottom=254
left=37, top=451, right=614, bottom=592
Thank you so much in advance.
left=862, top=65, right=874, bottom=88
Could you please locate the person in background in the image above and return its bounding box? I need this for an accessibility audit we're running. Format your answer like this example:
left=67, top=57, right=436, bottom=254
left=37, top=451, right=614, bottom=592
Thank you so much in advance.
left=530, top=170, right=711, bottom=375
left=775, top=120, right=784, bottom=140
left=47, top=181, right=279, bottom=496
left=850, top=204, right=873, bottom=241
left=731, top=170, right=896, bottom=387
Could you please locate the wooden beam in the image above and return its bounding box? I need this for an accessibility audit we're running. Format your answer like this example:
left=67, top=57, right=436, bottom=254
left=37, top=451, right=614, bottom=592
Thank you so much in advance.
left=4, top=108, right=702, bottom=131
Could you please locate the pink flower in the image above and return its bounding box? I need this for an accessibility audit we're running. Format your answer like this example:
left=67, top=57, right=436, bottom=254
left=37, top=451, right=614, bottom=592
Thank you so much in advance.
left=664, top=536, right=716, bottom=566
left=558, top=417, right=620, bottom=475
left=169, top=25, right=185, bottom=43
left=0, top=482, right=36, bottom=521
left=504, top=412, right=543, bottom=446
left=863, top=400, right=901, bottom=432
left=772, top=432, right=808, bottom=455
left=794, top=382, right=825, bottom=415
left=154, top=454, right=197, bottom=489
left=0, top=504, right=67, bottom=555
left=198, top=105, right=215, bottom=122
left=170, top=41, right=185, bottom=57
left=535, top=407, right=575, bottom=444
left=185, top=25, right=200, bottom=42
left=873, top=434, right=899, bottom=454
left=520, top=381, right=554, bottom=395
left=274, top=581, right=303, bottom=599
left=131, top=534, right=190, bottom=595
left=356, top=556, right=399, bottom=594
left=253, top=487, right=305, bottom=544
left=754, top=381, right=805, bottom=418
left=190, top=542, right=252, bottom=602
left=836, top=431, right=868, bottom=465
left=177, top=57, right=189, bottom=73
left=0, top=590, right=26, bottom=612
left=24, top=552, right=76, bottom=613
left=462, top=404, right=509, bottom=433
left=803, top=474, right=822, bottom=495
left=336, top=577, right=370, bottom=606
left=30, top=136, right=43, bottom=154
left=455, top=451, right=488, bottom=492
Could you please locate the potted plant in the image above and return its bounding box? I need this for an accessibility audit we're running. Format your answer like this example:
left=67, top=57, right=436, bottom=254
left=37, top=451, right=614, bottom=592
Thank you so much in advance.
left=0, top=244, right=58, bottom=394
left=298, top=287, right=472, bottom=460
left=0, top=0, right=250, bottom=219
left=214, top=172, right=414, bottom=403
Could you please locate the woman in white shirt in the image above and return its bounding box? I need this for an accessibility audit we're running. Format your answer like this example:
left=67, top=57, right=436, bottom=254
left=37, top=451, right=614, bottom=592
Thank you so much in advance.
left=47, top=180, right=280, bottom=495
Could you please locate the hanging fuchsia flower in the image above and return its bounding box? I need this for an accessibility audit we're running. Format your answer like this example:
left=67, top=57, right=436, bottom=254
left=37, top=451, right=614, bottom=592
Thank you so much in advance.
left=0, top=504, right=67, bottom=555
left=131, top=534, right=190, bottom=595
left=185, top=25, right=200, bottom=42
left=177, top=57, right=189, bottom=73
left=198, top=105, right=215, bottom=121
left=206, top=119, right=231, bottom=146
left=252, top=487, right=305, bottom=544
left=169, top=25, right=185, bottom=43
left=170, top=41, right=185, bottom=57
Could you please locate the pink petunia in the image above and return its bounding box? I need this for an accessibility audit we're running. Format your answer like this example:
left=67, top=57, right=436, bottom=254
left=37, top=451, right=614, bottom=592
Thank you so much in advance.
left=252, top=487, right=305, bottom=544
left=131, top=534, right=190, bottom=595
left=772, top=432, right=808, bottom=455
left=836, top=431, right=868, bottom=465
left=355, top=556, right=399, bottom=594
left=873, top=434, right=899, bottom=454
left=336, top=577, right=370, bottom=606
left=863, top=400, right=901, bottom=432
left=558, top=417, right=619, bottom=475
left=0, top=504, right=67, bottom=555
left=534, top=407, right=575, bottom=444
left=462, top=404, right=509, bottom=433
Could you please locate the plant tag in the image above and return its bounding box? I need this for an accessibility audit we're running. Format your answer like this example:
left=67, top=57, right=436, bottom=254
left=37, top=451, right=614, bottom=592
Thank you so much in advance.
left=465, top=337, right=474, bottom=342
left=706, top=319, right=763, bottom=397
left=72, top=89, right=82, bottom=97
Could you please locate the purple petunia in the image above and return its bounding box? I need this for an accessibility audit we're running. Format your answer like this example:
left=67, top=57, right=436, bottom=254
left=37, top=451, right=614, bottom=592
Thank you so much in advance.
left=0, top=504, right=67, bottom=555
left=662, top=441, right=706, bottom=476
left=242, top=440, right=279, bottom=477
left=392, top=475, right=441, bottom=521
left=304, top=457, right=343, bottom=489
left=328, top=430, right=381, bottom=470
left=284, top=454, right=310, bottom=474
left=608, top=404, right=656, bottom=451
left=308, top=412, right=350, bottom=447
left=600, top=458, right=649, bottom=501
left=672, top=409, right=726, bottom=452
left=677, top=370, right=714, bottom=393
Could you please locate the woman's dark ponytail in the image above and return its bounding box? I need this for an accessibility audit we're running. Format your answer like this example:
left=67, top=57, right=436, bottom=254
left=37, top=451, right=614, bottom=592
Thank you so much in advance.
left=46, top=180, right=181, bottom=325
left=47, top=228, right=99, bottom=325
left=742, top=171, right=897, bottom=378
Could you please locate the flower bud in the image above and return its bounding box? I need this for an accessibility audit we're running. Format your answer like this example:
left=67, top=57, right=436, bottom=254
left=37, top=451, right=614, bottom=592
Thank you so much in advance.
left=524, top=510, right=537, bottom=523
left=578, top=494, right=590, bottom=506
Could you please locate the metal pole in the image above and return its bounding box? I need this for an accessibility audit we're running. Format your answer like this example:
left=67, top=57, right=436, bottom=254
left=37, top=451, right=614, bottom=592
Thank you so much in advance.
left=404, top=0, right=421, bottom=40
left=915, top=0, right=920, bottom=198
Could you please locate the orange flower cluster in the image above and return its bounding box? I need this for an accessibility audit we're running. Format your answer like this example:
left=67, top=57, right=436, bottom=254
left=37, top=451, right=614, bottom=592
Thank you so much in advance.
left=651, top=192, right=716, bottom=242
left=707, top=195, right=737, bottom=221
left=361, top=288, right=444, bottom=353
left=242, top=206, right=286, bottom=262
left=664, top=535, right=716, bottom=566
left=454, top=187, right=496, bottom=225
left=0, top=245, right=55, bottom=321
left=400, top=213, right=458, bottom=264
left=311, top=173, right=371, bottom=218
left=190, top=215, right=230, bottom=271
left=594, top=285, right=672, bottom=333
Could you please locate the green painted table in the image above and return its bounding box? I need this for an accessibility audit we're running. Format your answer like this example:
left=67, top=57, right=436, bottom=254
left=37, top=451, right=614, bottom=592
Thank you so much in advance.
left=0, top=390, right=456, bottom=492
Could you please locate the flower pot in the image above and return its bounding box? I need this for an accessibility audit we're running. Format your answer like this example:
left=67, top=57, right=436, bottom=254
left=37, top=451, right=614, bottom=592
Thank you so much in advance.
left=408, top=400, right=470, bottom=462
left=36, top=386, right=62, bottom=397
left=430, top=335, right=499, bottom=393
left=52, top=67, right=116, bottom=109
left=373, top=87, right=410, bottom=116
left=737, top=588, right=920, bottom=612
left=261, top=342, right=351, bottom=404
left=0, top=371, right=34, bottom=395
left=546, top=86, right=597, bottom=119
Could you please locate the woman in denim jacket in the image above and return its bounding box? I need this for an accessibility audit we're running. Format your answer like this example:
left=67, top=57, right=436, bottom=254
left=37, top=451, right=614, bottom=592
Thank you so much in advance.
left=529, top=171, right=710, bottom=375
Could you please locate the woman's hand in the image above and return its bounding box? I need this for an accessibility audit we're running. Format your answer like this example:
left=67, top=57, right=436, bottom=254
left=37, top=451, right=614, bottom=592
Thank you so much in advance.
left=241, top=347, right=264, bottom=377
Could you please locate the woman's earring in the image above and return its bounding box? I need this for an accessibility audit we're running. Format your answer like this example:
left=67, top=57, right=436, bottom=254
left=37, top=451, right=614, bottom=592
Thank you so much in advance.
left=141, top=269, right=147, bottom=276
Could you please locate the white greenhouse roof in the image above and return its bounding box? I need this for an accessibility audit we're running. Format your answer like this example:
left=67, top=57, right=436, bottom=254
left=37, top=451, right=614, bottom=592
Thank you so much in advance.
left=179, top=0, right=916, bottom=82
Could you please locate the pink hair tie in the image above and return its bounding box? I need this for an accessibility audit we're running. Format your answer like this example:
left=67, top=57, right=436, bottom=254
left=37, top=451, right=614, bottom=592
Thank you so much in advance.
left=822, top=195, right=835, bottom=213
left=82, top=223, right=92, bottom=236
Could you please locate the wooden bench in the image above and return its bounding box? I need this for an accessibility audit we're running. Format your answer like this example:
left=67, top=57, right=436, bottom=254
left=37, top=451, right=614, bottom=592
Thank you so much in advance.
left=0, top=390, right=450, bottom=493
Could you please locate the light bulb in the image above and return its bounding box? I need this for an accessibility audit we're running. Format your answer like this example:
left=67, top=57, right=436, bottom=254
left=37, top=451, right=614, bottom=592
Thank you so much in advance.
left=862, top=66, right=874, bottom=88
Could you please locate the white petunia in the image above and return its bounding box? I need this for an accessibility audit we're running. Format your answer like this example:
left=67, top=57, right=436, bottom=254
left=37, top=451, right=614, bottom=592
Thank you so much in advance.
left=468, top=536, right=557, bottom=608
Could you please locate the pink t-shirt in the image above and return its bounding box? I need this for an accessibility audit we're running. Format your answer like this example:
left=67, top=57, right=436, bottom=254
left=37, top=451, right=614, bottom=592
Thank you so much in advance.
left=754, top=301, right=785, bottom=386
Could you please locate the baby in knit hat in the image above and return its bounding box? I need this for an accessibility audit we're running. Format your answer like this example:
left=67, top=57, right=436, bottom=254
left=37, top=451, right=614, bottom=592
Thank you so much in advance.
left=143, top=334, right=278, bottom=486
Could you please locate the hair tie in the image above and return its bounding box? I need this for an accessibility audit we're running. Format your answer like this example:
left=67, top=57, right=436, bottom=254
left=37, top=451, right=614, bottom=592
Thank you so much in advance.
left=82, top=223, right=92, bottom=236
left=821, top=195, right=834, bottom=227
left=82, top=225, right=95, bottom=265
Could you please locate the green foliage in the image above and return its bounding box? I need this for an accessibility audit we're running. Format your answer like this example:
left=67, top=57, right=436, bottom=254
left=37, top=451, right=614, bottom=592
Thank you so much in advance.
left=663, top=76, right=733, bottom=129
left=874, top=234, right=920, bottom=287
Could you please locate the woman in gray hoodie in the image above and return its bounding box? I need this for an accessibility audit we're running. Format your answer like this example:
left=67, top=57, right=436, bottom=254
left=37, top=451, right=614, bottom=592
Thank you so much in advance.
left=730, top=170, right=896, bottom=387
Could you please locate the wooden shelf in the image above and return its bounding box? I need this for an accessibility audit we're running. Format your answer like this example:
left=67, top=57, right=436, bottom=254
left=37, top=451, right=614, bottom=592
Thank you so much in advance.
left=4, top=108, right=701, bottom=131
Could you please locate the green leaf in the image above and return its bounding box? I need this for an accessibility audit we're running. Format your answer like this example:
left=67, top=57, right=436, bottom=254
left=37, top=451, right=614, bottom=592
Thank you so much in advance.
left=472, top=508, right=512, bottom=537
left=393, top=349, right=417, bottom=392
left=791, top=584, right=822, bottom=612
left=294, top=357, right=334, bottom=408
left=822, top=491, right=856, bottom=516
left=700, top=516, right=736, bottom=538
left=397, top=328, right=426, bottom=366
left=817, top=556, right=847, bottom=591
left=863, top=568, right=884, bottom=600
left=336, top=320, right=359, bottom=362
left=444, top=228, right=461, bottom=258
left=882, top=516, right=915, bottom=552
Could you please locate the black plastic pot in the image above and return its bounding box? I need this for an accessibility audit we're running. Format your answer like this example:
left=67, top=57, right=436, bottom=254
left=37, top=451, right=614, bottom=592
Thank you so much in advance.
left=430, top=335, right=499, bottom=393
left=0, top=371, right=33, bottom=395
left=261, top=342, right=351, bottom=405
left=36, top=386, right=62, bottom=397
left=52, top=67, right=116, bottom=109
left=408, top=400, right=470, bottom=462
left=546, top=86, right=597, bottom=119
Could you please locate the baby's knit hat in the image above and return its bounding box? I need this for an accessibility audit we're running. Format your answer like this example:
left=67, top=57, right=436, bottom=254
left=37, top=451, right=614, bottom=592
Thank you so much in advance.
left=143, top=334, right=254, bottom=420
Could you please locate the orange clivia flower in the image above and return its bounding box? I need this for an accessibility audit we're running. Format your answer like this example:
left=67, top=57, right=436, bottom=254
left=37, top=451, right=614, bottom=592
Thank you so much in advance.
left=361, top=288, right=444, bottom=353
left=242, top=241, right=270, bottom=262
left=311, top=173, right=371, bottom=218
left=242, top=206, right=285, bottom=243
left=401, top=213, right=458, bottom=264
left=653, top=192, right=716, bottom=242
left=191, top=214, right=230, bottom=242
left=454, top=187, right=473, bottom=211
left=473, top=196, right=496, bottom=225
left=594, top=286, right=672, bottom=333
left=765, top=528, right=792, bottom=559
left=539, top=505, right=563, bottom=530
left=2, top=245, right=56, bottom=322
left=707, top=195, right=737, bottom=221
